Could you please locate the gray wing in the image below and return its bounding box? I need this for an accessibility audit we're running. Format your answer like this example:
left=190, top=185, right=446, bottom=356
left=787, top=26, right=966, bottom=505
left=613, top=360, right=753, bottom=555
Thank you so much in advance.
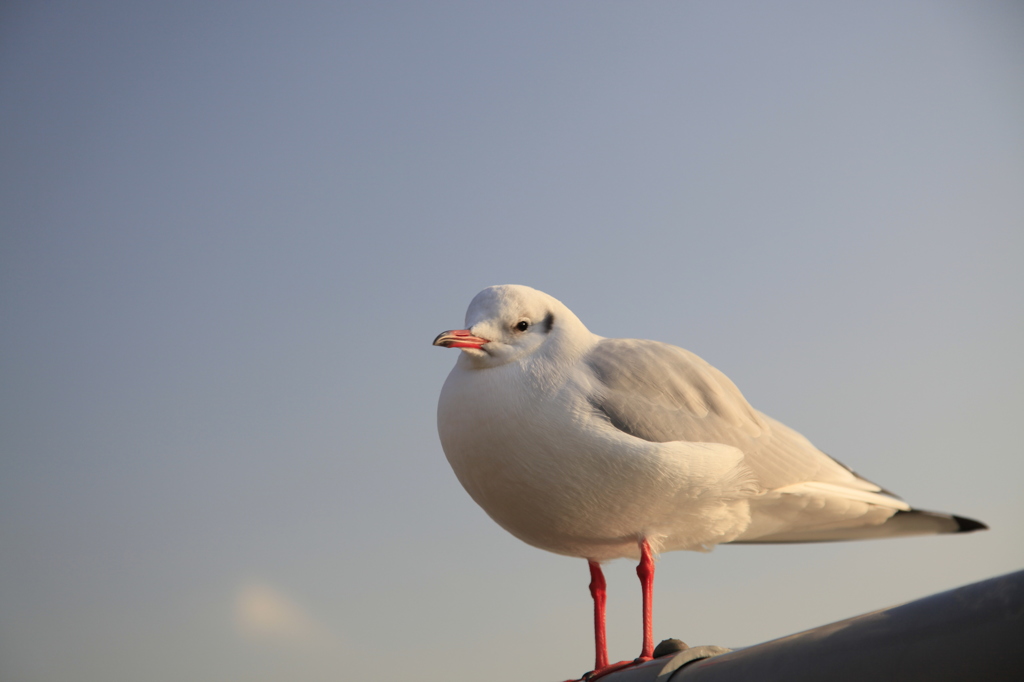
left=583, top=338, right=883, bottom=493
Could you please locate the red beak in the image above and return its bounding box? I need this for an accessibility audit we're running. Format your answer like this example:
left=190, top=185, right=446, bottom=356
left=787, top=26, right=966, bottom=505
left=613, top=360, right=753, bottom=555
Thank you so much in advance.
left=433, top=329, right=490, bottom=350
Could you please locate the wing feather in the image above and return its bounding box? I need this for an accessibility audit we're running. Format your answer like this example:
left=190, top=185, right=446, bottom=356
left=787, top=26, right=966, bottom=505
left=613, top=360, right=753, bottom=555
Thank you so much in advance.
left=584, top=338, right=885, bottom=494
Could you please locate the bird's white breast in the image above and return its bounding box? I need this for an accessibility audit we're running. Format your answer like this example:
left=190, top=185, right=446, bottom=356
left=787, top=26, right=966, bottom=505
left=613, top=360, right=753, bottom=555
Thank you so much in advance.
left=437, top=355, right=758, bottom=561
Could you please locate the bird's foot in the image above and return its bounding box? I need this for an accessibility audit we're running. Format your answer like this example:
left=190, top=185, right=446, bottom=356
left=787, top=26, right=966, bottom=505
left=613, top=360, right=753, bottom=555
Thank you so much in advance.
left=579, top=659, right=637, bottom=680
left=572, top=640, right=688, bottom=681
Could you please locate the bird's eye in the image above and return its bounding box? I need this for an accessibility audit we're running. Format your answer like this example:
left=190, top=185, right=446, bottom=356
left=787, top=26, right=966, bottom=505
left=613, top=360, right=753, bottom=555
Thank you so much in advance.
left=515, top=320, right=530, bottom=332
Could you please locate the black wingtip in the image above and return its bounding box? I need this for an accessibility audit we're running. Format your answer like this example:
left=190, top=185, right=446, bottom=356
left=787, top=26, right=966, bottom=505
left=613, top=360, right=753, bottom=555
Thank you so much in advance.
left=953, top=515, right=988, bottom=533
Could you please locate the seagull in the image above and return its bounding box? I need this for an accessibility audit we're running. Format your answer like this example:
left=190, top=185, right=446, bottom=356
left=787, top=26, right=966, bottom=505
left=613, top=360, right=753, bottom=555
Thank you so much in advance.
left=433, top=284, right=986, bottom=678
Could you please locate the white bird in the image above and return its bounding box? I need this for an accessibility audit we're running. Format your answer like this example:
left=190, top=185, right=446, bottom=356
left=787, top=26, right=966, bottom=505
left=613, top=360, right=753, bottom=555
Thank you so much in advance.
left=433, top=284, right=985, bottom=678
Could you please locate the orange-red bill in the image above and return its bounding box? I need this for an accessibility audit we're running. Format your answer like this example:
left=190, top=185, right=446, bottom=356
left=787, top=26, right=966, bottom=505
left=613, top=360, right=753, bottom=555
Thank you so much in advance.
left=433, top=329, right=490, bottom=350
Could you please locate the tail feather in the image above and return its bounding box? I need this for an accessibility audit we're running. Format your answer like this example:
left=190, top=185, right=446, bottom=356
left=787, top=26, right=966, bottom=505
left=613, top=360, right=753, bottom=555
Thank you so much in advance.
left=731, top=508, right=988, bottom=544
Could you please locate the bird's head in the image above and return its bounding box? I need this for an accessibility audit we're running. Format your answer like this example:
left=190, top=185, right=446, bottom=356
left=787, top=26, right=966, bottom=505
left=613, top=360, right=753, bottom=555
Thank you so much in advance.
left=433, top=284, right=592, bottom=368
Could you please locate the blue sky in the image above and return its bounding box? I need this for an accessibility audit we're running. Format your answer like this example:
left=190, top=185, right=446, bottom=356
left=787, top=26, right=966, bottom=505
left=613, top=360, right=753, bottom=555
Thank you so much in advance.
left=1, top=2, right=1022, bottom=681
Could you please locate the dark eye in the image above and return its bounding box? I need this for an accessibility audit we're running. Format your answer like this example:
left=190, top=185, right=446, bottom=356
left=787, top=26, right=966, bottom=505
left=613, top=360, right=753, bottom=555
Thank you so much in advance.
left=514, top=320, right=530, bottom=332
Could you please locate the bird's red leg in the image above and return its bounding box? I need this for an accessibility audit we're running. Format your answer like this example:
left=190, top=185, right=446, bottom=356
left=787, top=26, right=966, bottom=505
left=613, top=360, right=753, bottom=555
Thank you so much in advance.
left=636, top=539, right=655, bottom=661
left=581, top=552, right=651, bottom=681
left=588, top=560, right=609, bottom=671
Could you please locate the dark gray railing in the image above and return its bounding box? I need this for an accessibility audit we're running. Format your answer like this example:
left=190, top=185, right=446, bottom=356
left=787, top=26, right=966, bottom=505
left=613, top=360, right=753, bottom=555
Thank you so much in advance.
left=589, top=568, right=1023, bottom=682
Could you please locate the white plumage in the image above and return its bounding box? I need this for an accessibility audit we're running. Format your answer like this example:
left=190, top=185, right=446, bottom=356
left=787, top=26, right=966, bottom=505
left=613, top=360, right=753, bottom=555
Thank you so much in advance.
left=433, top=284, right=985, bottom=672
left=436, top=284, right=981, bottom=560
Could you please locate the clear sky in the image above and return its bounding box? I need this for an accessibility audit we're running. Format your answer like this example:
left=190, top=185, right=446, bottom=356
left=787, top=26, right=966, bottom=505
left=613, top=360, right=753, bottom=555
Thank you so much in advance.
left=1, top=2, right=1022, bottom=681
